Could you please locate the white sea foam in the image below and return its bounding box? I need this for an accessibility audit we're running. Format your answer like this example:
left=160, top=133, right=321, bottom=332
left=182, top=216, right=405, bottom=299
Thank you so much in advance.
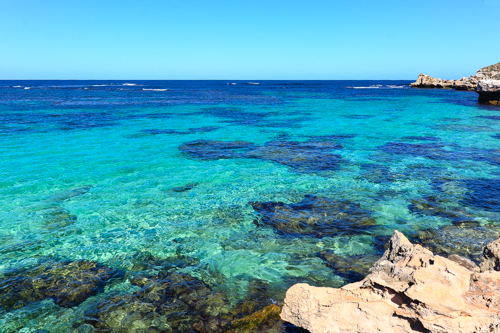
left=248, top=82, right=260, bottom=85
left=143, top=88, right=168, bottom=91
left=13, top=85, right=22, bottom=88
left=92, top=84, right=109, bottom=87
left=24, top=87, right=31, bottom=90
left=123, top=83, right=137, bottom=86
left=350, top=85, right=404, bottom=89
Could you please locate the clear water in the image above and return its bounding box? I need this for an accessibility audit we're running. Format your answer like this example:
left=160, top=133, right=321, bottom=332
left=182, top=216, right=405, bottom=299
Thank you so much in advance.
left=1, top=80, right=500, bottom=332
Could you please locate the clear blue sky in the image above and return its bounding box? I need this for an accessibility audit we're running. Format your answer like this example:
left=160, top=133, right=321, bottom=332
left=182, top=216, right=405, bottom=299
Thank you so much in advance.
left=0, top=0, right=499, bottom=80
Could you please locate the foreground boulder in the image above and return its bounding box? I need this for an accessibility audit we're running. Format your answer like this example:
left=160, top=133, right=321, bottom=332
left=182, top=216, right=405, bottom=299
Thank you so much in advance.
left=281, top=231, right=500, bottom=333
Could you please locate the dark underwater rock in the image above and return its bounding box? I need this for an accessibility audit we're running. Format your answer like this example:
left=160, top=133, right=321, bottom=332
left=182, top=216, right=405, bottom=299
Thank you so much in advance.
left=47, top=185, right=92, bottom=203
left=357, top=164, right=403, bottom=184
left=461, top=179, right=500, bottom=212
left=0, top=239, right=43, bottom=258
left=318, top=251, right=380, bottom=283
left=198, top=106, right=270, bottom=126
left=245, top=141, right=343, bottom=172
left=379, top=141, right=500, bottom=166
left=179, top=139, right=345, bottom=173
left=308, top=134, right=356, bottom=140
left=379, top=142, right=458, bottom=160
left=43, top=206, right=77, bottom=229
left=250, top=195, right=377, bottom=238
left=341, top=115, right=375, bottom=119
left=0, top=259, right=122, bottom=309
left=170, top=183, right=199, bottom=193
left=140, top=127, right=220, bottom=136
left=226, top=303, right=308, bottom=333
left=180, top=140, right=256, bottom=160
left=409, top=196, right=478, bottom=226
left=401, top=136, right=441, bottom=141
left=477, top=116, right=500, bottom=121
left=86, top=272, right=231, bottom=333
left=116, top=252, right=200, bottom=272
left=409, top=225, right=499, bottom=262
left=432, top=124, right=496, bottom=132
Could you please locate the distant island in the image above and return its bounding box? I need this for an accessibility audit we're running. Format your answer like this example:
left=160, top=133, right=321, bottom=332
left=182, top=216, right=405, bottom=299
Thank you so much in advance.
left=410, top=62, right=500, bottom=105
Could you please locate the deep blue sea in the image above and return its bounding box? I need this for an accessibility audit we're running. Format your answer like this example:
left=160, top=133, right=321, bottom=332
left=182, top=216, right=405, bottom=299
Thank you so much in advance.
left=1, top=80, right=500, bottom=332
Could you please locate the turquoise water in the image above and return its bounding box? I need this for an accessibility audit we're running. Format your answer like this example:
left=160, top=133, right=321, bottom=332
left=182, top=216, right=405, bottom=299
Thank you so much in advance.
left=1, top=81, right=500, bottom=332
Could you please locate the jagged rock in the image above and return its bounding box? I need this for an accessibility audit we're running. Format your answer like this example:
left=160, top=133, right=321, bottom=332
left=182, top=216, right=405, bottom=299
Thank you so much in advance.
left=281, top=231, right=500, bottom=333
left=480, top=236, right=500, bottom=272
left=477, top=80, right=500, bottom=105
left=410, top=74, right=455, bottom=88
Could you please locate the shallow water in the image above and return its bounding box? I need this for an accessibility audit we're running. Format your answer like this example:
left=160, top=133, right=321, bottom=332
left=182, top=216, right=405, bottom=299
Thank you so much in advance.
left=1, top=80, right=500, bottom=332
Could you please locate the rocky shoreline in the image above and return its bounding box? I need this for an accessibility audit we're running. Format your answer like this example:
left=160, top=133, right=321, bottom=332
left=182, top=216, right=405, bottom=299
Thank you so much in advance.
left=410, top=62, right=500, bottom=105
left=280, top=231, right=500, bottom=333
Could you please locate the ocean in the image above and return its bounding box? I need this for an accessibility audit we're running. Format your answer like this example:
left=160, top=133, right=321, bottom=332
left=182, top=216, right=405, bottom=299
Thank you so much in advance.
left=0, top=80, right=499, bottom=332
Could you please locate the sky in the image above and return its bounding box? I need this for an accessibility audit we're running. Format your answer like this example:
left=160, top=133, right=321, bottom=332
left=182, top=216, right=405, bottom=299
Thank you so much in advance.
left=0, top=0, right=499, bottom=80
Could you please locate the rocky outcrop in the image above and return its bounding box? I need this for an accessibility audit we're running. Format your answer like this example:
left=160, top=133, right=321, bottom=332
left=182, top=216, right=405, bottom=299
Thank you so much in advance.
left=454, top=63, right=500, bottom=91
left=410, top=74, right=455, bottom=88
left=477, top=80, right=500, bottom=105
left=411, top=63, right=500, bottom=104
left=280, top=231, right=500, bottom=333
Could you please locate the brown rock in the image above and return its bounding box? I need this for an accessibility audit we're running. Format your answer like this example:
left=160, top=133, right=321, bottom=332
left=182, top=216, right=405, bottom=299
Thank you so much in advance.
left=281, top=231, right=500, bottom=333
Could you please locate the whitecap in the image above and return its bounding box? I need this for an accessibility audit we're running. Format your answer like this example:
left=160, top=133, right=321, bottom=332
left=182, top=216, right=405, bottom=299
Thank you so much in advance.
left=352, top=86, right=380, bottom=89
left=143, top=88, right=168, bottom=91
left=92, top=84, right=109, bottom=87
left=248, top=82, right=260, bottom=85
left=24, top=87, right=31, bottom=90
left=13, top=85, right=22, bottom=88
left=123, top=83, right=137, bottom=86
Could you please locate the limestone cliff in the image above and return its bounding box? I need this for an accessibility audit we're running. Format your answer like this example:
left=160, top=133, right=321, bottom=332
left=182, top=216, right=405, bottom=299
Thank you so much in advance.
left=280, top=231, right=500, bottom=333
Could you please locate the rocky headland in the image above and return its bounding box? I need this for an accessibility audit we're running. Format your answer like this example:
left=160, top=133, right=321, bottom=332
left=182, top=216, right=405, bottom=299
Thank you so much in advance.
left=410, top=62, right=500, bottom=105
left=280, top=231, right=500, bottom=333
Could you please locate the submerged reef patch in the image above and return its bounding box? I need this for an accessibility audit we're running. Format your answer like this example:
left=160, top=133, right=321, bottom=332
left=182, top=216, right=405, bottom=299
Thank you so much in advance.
left=113, top=252, right=200, bottom=272
left=307, top=134, right=356, bottom=140
left=250, top=195, right=377, bottom=238
left=341, top=115, right=376, bottom=119
left=179, top=140, right=256, bottom=160
left=461, top=178, right=500, bottom=212
left=379, top=142, right=458, bottom=160
left=357, top=164, right=404, bottom=184
left=378, top=141, right=500, bottom=166
left=409, top=196, right=478, bottom=226
left=410, top=224, right=499, bottom=262
left=197, top=106, right=270, bottom=126
left=246, top=141, right=343, bottom=172
left=140, top=126, right=220, bottom=136
left=84, top=271, right=304, bottom=333
left=0, top=259, right=122, bottom=309
left=401, top=136, right=441, bottom=141
left=180, top=139, right=345, bottom=173
left=318, top=250, right=381, bottom=283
